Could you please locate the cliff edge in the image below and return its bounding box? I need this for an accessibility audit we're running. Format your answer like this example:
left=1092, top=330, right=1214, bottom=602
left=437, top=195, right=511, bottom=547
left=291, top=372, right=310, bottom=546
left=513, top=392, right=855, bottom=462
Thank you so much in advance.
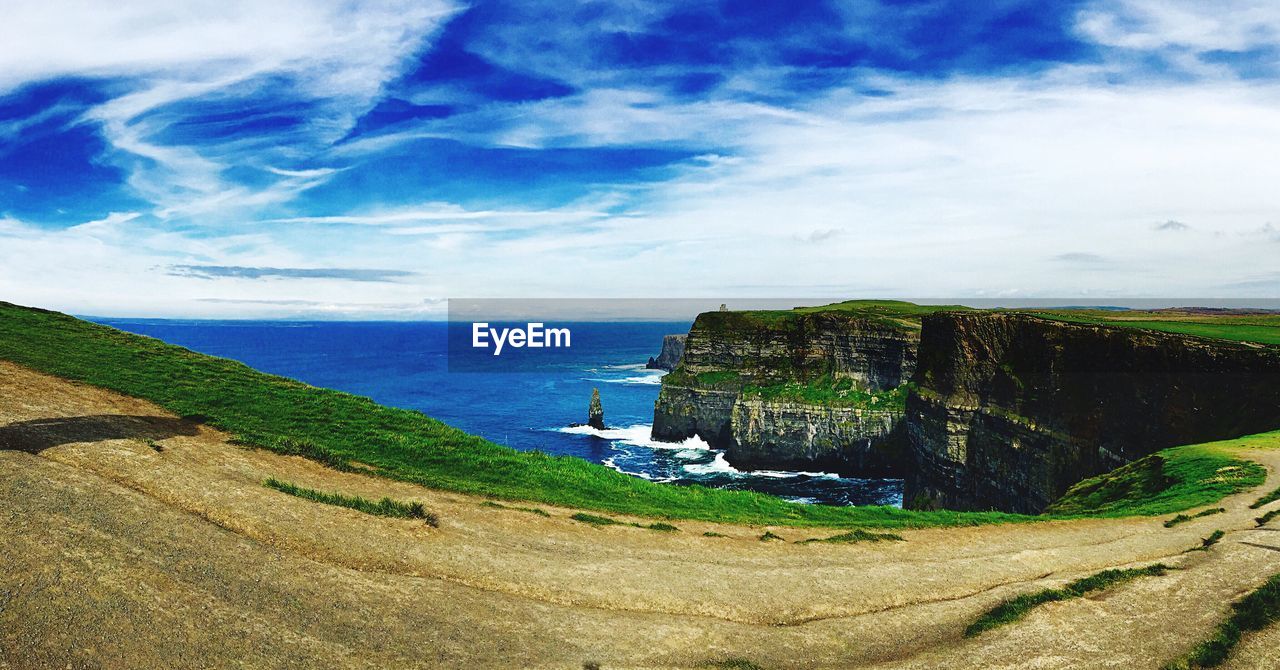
left=652, top=302, right=946, bottom=475
left=906, top=311, right=1280, bottom=512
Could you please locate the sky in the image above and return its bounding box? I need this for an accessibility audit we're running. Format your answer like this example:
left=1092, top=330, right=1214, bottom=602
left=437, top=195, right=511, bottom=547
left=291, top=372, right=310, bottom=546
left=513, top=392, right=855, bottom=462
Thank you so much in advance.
left=1, top=0, right=1279, bottom=318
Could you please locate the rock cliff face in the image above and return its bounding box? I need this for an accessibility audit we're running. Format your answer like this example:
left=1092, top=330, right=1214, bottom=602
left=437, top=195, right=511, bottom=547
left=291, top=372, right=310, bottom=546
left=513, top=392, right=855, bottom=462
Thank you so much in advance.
left=906, top=312, right=1280, bottom=513
left=728, top=400, right=906, bottom=475
left=673, top=311, right=917, bottom=389
left=652, top=310, right=919, bottom=473
left=646, top=334, right=686, bottom=371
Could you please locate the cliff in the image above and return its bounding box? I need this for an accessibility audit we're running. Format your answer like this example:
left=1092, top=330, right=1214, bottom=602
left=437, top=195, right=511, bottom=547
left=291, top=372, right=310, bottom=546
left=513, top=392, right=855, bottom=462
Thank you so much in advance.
left=906, top=312, right=1280, bottom=512
left=729, top=399, right=906, bottom=475
left=652, top=304, right=925, bottom=473
left=645, top=334, right=686, bottom=371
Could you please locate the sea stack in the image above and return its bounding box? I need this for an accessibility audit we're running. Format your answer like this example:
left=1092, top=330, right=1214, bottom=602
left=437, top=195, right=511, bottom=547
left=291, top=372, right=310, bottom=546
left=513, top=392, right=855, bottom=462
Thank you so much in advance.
left=588, top=388, right=605, bottom=430
left=645, top=333, right=687, bottom=371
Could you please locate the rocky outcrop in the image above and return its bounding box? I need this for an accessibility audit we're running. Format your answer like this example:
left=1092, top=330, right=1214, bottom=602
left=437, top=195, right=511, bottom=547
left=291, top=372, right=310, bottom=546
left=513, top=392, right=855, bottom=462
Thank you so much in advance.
left=906, top=312, right=1280, bottom=513
left=646, top=334, right=686, bottom=371
left=652, top=384, right=739, bottom=448
left=729, top=400, right=906, bottom=475
left=588, top=388, right=605, bottom=430
left=652, top=309, right=919, bottom=473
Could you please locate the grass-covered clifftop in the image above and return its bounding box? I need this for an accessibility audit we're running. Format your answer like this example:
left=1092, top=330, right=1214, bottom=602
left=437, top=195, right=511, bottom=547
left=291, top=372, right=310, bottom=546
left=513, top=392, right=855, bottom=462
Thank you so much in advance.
left=1021, top=308, right=1280, bottom=345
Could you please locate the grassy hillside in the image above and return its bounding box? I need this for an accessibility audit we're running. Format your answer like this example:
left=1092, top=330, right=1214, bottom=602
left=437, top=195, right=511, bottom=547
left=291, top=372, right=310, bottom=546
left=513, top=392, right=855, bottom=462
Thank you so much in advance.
left=1046, top=434, right=1279, bottom=517
left=1025, top=309, right=1280, bottom=346
left=1, top=301, right=1274, bottom=528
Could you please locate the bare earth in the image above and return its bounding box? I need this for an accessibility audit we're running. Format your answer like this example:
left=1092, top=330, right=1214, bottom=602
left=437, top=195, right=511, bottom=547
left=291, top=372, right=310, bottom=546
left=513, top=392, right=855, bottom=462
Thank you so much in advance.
left=2, top=360, right=1279, bottom=669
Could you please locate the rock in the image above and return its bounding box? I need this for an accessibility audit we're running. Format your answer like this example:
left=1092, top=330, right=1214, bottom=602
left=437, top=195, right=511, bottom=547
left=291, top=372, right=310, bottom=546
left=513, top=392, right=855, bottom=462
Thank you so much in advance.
left=588, top=388, right=605, bottom=430
left=645, top=334, right=686, bottom=371
left=728, top=398, right=907, bottom=476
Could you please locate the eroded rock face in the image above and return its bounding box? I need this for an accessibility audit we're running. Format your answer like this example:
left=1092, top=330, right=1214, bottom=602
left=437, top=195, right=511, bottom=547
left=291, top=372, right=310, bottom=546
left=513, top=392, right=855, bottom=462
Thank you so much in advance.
left=652, top=384, right=738, bottom=448
left=675, top=311, right=917, bottom=390
left=645, top=334, right=686, bottom=372
left=906, top=312, right=1280, bottom=513
left=651, top=310, right=918, bottom=473
left=728, top=399, right=905, bottom=476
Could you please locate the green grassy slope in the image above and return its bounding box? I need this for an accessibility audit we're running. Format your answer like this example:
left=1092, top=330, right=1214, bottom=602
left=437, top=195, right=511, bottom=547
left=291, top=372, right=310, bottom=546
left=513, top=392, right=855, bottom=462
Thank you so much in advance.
left=1024, top=309, right=1280, bottom=346
left=1046, top=434, right=1279, bottom=517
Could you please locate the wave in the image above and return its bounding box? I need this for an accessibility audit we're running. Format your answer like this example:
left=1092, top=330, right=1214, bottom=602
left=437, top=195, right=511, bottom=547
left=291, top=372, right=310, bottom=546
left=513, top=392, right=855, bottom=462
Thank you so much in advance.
left=680, top=451, right=741, bottom=476
left=783, top=496, right=821, bottom=504
left=680, top=453, right=841, bottom=480
left=556, top=423, right=712, bottom=451
left=602, top=453, right=678, bottom=483
left=558, top=423, right=843, bottom=481
left=585, top=370, right=665, bottom=385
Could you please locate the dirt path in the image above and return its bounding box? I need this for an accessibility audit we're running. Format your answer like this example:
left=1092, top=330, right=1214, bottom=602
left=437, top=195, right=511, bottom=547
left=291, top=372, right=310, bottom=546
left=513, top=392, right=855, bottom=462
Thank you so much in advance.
left=2, top=360, right=1279, bottom=669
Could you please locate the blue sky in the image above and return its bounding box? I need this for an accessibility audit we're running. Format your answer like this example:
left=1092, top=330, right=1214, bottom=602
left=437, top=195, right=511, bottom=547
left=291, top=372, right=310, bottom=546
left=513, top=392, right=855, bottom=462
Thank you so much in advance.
left=1, top=0, right=1279, bottom=317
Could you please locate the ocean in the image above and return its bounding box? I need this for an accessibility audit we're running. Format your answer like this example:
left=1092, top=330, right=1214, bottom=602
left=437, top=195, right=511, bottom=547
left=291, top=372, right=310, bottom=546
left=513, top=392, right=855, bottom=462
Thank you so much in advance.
left=92, top=319, right=902, bottom=507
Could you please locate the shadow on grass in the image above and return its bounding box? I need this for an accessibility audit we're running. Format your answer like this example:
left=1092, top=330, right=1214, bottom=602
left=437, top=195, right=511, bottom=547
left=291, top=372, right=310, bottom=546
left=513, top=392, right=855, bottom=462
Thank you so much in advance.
left=0, top=414, right=199, bottom=454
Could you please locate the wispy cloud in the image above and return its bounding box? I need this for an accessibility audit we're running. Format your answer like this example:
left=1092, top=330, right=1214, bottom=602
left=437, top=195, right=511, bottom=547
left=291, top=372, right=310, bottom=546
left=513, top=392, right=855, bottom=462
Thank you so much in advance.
left=168, top=265, right=417, bottom=282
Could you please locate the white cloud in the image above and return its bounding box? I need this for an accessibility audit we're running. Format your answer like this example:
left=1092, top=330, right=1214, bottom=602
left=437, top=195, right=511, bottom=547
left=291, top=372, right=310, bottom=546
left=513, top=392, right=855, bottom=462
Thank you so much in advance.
left=0, top=0, right=458, bottom=222
left=1076, top=1, right=1280, bottom=52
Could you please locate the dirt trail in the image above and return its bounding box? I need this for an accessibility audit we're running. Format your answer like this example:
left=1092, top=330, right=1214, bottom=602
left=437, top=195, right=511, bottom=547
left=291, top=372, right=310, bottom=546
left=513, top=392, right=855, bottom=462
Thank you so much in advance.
left=2, top=359, right=1279, bottom=669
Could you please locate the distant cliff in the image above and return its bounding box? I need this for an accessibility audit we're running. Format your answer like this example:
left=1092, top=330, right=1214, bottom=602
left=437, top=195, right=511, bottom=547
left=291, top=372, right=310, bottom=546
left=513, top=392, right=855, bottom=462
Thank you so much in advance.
left=651, top=306, right=923, bottom=473
left=645, top=334, right=686, bottom=371
left=905, top=312, right=1280, bottom=513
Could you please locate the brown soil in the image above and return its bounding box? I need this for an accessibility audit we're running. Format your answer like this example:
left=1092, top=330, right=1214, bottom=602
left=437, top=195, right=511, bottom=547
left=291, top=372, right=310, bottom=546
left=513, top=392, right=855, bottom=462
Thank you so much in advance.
left=2, top=360, right=1279, bottom=669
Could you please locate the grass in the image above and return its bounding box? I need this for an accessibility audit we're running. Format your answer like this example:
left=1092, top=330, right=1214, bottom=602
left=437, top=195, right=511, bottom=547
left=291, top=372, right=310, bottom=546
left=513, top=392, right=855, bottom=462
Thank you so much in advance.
left=702, top=531, right=728, bottom=538
left=144, top=438, right=163, bottom=453
left=570, top=512, right=679, bottom=532
left=1250, top=486, right=1280, bottom=509
left=1162, top=572, right=1280, bottom=669
left=480, top=501, right=550, bottom=516
left=0, top=301, right=1034, bottom=531
left=1025, top=309, right=1280, bottom=346
left=796, top=529, right=905, bottom=544
left=1045, top=438, right=1273, bottom=518
left=571, top=512, right=623, bottom=526
left=1257, top=509, right=1280, bottom=527
left=263, top=477, right=437, bottom=526
left=759, top=531, right=785, bottom=542
left=1164, top=508, right=1226, bottom=528
left=741, top=376, right=913, bottom=410
left=965, top=564, right=1172, bottom=637
left=1187, top=530, right=1227, bottom=552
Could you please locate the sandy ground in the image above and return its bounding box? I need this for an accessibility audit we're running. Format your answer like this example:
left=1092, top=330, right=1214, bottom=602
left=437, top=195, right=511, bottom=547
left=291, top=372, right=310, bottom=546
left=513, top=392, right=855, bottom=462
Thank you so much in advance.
left=2, top=359, right=1280, bottom=669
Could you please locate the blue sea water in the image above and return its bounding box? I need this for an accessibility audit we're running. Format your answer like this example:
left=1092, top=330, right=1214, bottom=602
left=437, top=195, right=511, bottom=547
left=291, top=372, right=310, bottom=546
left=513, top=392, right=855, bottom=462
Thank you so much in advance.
left=92, top=319, right=902, bottom=507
